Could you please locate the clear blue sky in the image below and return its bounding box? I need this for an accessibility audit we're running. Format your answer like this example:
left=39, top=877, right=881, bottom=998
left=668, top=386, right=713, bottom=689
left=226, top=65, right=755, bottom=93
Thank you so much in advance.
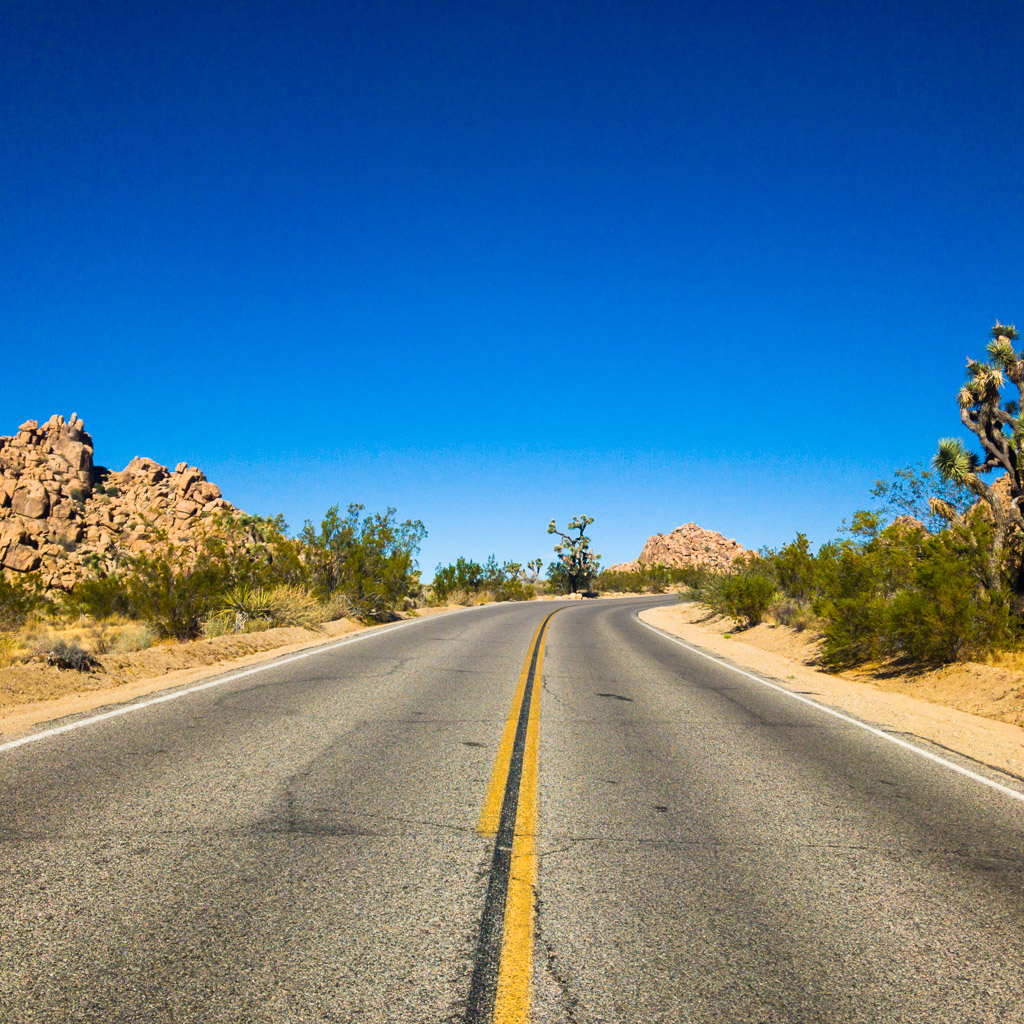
left=4, top=1, right=1023, bottom=573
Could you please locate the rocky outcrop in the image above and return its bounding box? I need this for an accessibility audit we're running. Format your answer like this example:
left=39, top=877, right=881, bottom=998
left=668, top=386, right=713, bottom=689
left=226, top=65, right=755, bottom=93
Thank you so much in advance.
left=609, top=522, right=748, bottom=573
left=0, top=414, right=235, bottom=592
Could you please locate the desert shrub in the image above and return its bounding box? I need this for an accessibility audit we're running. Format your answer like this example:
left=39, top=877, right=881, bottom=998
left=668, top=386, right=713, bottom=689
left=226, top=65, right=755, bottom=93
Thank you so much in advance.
left=767, top=596, right=818, bottom=632
left=301, top=504, right=426, bottom=621
left=432, top=555, right=533, bottom=604
left=722, top=574, right=775, bottom=627
left=0, top=574, right=44, bottom=630
left=319, top=592, right=356, bottom=621
left=268, top=586, right=323, bottom=629
left=812, top=517, right=1017, bottom=667
left=113, top=624, right=154, bottom=652
left=64, top=575, right=131, bottom=619
left=596, top=563, right=699, bottom=594
left=201, top=512, right=307, bottom=591
left=0, top=632, right=18, bottom=668
left=36, top=639, right=95, bottom=671
left=122, top=547, right=229, bottom=640
left=202, top=613, right=234, bottom=638
left=86, top=621, right=117, bottom=655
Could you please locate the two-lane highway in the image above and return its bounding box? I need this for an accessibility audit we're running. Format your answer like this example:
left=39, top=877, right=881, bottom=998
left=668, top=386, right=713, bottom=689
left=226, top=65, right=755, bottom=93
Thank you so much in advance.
left=2, top=597, right=1023, bottom=1022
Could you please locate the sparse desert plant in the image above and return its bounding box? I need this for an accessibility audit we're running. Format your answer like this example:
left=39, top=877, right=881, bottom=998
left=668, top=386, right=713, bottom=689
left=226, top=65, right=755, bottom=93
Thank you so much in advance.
left=445, top=588, right=472, bottom=606
left=86, top=620, right=117, bottom=655
left=36, top=639, right=96, bottom=671
left=0, top=632, right=18, bottom=668
left=319, top=593, right=356, bottom=621
left=202, top=612, right=235, bottom=638
left=113, top=624, right=154, bottom=652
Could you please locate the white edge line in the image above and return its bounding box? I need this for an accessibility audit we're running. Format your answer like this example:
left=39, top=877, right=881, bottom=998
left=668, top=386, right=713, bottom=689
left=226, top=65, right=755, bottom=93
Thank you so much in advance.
left=635, top=614, right=1024, bottom=806
left=0, top=607, right=484, bottom=755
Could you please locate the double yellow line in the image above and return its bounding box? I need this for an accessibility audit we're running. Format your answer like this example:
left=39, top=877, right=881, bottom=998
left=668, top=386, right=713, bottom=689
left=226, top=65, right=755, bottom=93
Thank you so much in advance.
left=466, top=611, right=557, bottom=1024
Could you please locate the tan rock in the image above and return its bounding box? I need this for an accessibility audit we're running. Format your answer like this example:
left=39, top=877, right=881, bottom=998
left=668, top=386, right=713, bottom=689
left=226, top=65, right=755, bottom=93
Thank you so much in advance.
left=11, top=479, right=50, bottom=519
left=3, top=544, right=40, bottom=572
left=618, top=522, right=749, bottom=573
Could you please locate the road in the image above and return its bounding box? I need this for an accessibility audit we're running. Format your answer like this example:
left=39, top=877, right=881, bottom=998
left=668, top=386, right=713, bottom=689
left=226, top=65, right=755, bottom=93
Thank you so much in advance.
left=1, top=596, right=1023, bottom=1023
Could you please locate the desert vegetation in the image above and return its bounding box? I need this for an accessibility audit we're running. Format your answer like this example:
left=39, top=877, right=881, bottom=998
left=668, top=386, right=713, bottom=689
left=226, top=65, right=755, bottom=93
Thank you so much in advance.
left=546, top=515, right=601, bottom=594
left=430, top=555, right=537, bottom=605
left=0, top=503, right=428, bottom=671
left=682, top=323, right=1024, bottom=667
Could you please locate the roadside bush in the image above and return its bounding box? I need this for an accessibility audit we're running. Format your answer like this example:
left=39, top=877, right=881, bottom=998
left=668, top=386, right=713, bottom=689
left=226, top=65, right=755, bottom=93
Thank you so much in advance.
left=122, top=547, right=229, bottom=640
left=432, top=555, right=534, bottom=604
left=767, top=596, right=817, bottom=632
left=812, top=518, right=1017, bottom=667
left=301, top=504, right=426, bottom=621
left=0, top=632, right=18, bottom=667
left=36, top=639, right=95, bottom=672
left=268, top=586, right=323, bottom=629
left=596, top=563, right=704, bottom=594
left=722, top=574, right=775, bottom=627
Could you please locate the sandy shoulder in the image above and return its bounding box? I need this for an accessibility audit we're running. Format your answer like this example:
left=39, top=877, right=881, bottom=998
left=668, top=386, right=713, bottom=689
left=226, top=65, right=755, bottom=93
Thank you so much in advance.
left=0, top=605, right=464, bottom=739
left=640, top=603, right=1024, bottom=780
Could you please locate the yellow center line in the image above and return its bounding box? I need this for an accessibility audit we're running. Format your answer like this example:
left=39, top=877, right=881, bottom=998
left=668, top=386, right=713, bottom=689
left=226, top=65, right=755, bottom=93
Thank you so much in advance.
left=477, top=617, right=546, bottom=838
left=472, top=612, right=555, bottom=1023
left=493, top=618, right=546, bottom=1023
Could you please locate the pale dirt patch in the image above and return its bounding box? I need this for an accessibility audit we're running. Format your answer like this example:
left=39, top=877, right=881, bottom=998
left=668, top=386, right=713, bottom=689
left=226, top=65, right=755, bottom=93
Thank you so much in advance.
left=640, top=602, right=1024, bottom=780
left=0, top=604, right=467, bottom=739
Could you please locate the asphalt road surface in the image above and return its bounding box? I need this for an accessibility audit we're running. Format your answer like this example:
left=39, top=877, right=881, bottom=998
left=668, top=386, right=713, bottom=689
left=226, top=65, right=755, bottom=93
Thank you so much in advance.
left=2, top=596, right=1023, bottom=1023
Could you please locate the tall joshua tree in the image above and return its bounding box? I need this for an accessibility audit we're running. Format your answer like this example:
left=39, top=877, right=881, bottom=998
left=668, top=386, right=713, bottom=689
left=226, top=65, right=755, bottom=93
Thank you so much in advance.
left=933, top=321, right=1024, bottom=589
left=547, top=515, right=601, bottom=594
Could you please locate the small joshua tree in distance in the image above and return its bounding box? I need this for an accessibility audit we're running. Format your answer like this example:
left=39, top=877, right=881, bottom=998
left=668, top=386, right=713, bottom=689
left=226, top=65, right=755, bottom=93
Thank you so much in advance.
left=547, top=515, right=601, bottom=594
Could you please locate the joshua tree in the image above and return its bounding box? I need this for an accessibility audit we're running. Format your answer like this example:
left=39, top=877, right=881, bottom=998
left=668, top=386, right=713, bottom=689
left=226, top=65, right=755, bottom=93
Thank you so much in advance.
left=933, top=321, right=1024, bottom=588
left=547, top=515, right=601, bottom=594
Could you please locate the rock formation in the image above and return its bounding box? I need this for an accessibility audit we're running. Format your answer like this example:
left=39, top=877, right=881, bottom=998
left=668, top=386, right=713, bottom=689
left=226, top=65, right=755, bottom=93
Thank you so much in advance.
left=609, top=522, right=748, bottom=573
left=0, top=414, right=235, bottom=591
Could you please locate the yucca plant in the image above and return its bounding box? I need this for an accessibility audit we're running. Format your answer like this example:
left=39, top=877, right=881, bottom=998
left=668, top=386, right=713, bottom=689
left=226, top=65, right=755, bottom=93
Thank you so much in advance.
left=933, top=321, right=1024, bottom=590
left=220, top=584, right=273, bottom=632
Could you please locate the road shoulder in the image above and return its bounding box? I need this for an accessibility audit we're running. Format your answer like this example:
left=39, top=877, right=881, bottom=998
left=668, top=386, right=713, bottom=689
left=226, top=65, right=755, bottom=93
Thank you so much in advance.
left=640, top=603, right=1024, bottom=781
left=0, top=606, right=468, bottom=739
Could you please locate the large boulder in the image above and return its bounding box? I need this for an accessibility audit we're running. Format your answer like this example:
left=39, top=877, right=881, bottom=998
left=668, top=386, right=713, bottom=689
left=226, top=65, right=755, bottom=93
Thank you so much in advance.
left=11, top=479, right=50, bottom=519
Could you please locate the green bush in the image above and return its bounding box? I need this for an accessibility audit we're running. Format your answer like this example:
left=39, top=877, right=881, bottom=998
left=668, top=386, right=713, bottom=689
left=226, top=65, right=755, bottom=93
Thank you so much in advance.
left=811, top=517, right=1017, bottom=667
left=301, top=504, right=427, bottom=621
left=64, top=575, right=131, bottom=619
left=722, top=574, right=775, bottom=627
left=432, top=555, right=533, bottom=604
left=0, top=574, right=44, bottom=630
left=122, top=547, right=229, bottom=640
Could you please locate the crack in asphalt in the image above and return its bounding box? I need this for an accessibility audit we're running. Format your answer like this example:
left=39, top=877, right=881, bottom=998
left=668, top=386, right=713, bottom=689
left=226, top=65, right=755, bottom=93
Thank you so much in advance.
left=535, top=889, right=582, bottom=1024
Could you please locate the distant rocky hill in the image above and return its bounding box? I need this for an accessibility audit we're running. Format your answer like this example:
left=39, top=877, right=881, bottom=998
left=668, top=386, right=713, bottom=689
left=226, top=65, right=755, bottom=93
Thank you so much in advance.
left=609, top=522, right=747, bottom=573
left=0, top=414, right=236, bottom=591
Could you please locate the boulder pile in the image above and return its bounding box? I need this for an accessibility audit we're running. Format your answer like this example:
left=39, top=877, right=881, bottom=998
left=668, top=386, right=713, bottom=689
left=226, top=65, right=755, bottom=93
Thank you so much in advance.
left=609, top=522, right=747, bottom=573
left=0, top=414, right=235, bottom=591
